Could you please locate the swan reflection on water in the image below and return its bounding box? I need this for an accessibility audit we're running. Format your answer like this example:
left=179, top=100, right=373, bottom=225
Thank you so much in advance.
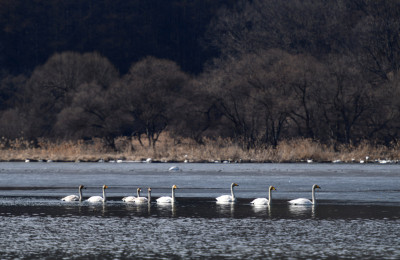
left=156, top=202, right=177, bottom=217
left=88, top=202, right=107, bottom=216
left=216, top=201, right=235, bottom=216
left=288, top=204, right=316, bottom=218
left=124, top=202, right=151, bottom=214
left=251, top=204, right=271, bottom=216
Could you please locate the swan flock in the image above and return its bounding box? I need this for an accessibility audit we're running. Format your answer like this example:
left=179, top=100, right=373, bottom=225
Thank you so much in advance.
left=62, top=184, right=321, bottom=205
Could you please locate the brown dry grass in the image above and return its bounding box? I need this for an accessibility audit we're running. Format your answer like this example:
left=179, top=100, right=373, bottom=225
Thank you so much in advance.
left=0, top=135, right=399, bottom=163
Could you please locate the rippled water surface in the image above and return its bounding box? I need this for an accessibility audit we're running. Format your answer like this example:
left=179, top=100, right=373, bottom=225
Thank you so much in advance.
left=0, top=162, right=399, bottom=259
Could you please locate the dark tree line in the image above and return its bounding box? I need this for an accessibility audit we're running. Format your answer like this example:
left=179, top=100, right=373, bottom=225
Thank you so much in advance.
left=1, top=0, right=400, bottom=150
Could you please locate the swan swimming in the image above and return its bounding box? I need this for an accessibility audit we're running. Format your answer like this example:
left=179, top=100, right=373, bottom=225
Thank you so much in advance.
left=122, top=187, right=141, bottom=202
left=133, top=188, right=150, bottom=203
left=289, top=184, right=321, bottom=205
left=87, top=185, right=108, bottom=203
left=216, top=183, right=239, bottom=203
left=251, top=186, right=276, bottom=205
left=156, top=185, right=177, bottom=203
left=61, top=185, right=85, bottom=202
left=168, top=166, right=180, bottom=172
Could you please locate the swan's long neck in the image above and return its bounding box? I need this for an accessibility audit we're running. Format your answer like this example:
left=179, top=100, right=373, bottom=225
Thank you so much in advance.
left=148, top=190, right=151, bottom=203
left=230, top=184, right=235, bottom=200
left=268, top=188, right=272, bottom=205
left=103, top=187, right=106, bottom=202
left=311, top=187, right=316, bottom=205
left=137, top=189, right=141, bottom=197
left=171, top=188, right=176, bottom=203
left=79, top=187, right=83, bottom=202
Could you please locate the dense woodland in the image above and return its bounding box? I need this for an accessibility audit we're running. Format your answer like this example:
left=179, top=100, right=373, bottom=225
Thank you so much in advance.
left=1, top=0, right=400, bottom=151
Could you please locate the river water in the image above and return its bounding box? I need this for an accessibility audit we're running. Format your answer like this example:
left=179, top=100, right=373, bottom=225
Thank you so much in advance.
left=0, top=162, right=399, bottom=259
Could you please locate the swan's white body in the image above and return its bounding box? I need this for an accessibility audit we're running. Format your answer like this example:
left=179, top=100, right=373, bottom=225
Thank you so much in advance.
left=62, top=195, right=80, bottom=202
left=61, top=185, right=85, bottom=202
left=122, top=196, right=136, bottom=202
left=87, top=185, right=108, bottom=203
left=134, top=197, right=148, bottom=203
left=168, top=166, right=180, bottom=172
left=156, top=185, right=177, bottom=203
left=216, top=183, right=239, bottom=203
left=122, top=188, right=141, bottom=202
left=289, top=184, right=321, bottom=205
left=251, top=186, right=276, bottom=205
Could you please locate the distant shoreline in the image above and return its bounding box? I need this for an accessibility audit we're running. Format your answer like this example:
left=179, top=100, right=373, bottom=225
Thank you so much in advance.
left=1, top=137, right=399, bottom=164
left=2, top=159, right=397, bottom=164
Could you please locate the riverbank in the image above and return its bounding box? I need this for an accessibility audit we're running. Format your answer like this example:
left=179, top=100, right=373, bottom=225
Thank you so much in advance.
left=0, top=136, right=399, bottom=163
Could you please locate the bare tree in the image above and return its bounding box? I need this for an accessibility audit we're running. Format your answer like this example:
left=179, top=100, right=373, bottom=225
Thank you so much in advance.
left=243, top=50, right=295, bottom=147
left=175, top=75, right=236, bottom=144
left=116, top=57, right=189, bottom=148
left=206, top=49, right=296, bottom=148
left=365, top=73, right=400, bottom=144
left=283, top=54, right=330, bottom=140
left=24, top=51, right=118, bottom=139
left=55, top=82, right=127, bottom=149
left=81, top=52, right=119, bottom=88
left=316, top=55, right=374, bottom=144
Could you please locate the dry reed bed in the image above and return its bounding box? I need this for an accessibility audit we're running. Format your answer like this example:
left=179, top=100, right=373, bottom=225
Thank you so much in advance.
left=0, top=136, right=399, bottom=163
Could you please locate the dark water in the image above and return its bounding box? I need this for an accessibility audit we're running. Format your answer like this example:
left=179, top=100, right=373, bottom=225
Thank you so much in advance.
left=0, top=162, right=399, bottom=259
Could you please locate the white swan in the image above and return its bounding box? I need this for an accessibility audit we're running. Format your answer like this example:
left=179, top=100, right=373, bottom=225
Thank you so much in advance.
left=61, top=185, right=85, bottom=202
left=156, top=185, right=177, bottom=203
left=87, top=185, right=108, bottom=203
left=122, top=187, right=141, bottom=202
left=216, top=183, right=239, bottom=203
left=168, top=166, right=180, bottom=172
left=133, top=188, right=150, bottom=203
left=251, top=186, right=276, bottom=205
left=289, top=184, right=321, bottom=205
